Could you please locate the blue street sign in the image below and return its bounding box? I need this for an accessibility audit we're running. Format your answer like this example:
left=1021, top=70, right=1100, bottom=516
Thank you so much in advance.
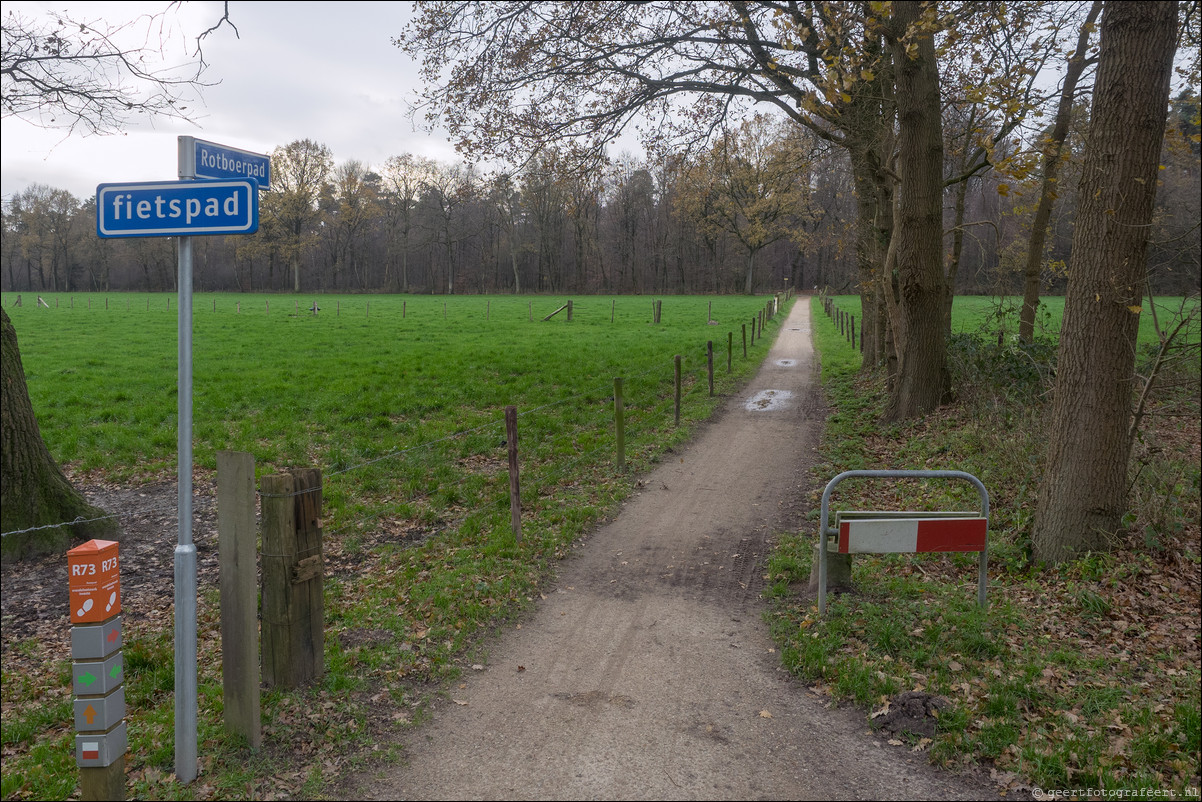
left=185, top=137, right=271, bottom=189
left=96, top=179, right=259, bottom=238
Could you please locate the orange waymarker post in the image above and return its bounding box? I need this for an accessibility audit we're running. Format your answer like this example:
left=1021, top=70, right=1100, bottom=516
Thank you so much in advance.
left=68, top=540, right=127, bottom=800
left=68, top=539, right=121, bottom=624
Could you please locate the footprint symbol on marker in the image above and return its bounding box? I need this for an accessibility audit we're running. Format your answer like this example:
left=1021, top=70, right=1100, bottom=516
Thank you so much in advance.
left=76, top=598, right=93, bottom=618
left=105, top=592, right=117, bottom=613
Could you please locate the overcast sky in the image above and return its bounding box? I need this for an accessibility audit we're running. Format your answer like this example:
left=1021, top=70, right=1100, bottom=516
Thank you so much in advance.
left=1, top=1, right=472, bottom=201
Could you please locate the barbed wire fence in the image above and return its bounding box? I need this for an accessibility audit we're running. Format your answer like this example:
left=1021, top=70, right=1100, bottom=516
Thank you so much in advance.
left=2, top=293, right=791, bottom=554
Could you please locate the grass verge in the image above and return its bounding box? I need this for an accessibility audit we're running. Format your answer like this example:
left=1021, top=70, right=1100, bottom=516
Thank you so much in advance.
left=765, top=296, right=1201, bottom=799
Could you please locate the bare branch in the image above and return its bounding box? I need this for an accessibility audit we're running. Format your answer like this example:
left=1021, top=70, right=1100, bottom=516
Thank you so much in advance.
left=1, top=4, right=229, bottom=135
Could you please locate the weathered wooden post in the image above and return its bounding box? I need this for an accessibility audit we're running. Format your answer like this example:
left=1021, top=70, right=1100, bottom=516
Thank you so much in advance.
left=217, top=451, right=260, bottom=748
left=506, top=406, right=521, bottom=543
left=613, top=377, right=626, bottom=472
left=260, top=468, right=324, bottom=688
left=674, top=355, right=682, bottom=427
left=706, top=341, right=714, bottom=396
left=567, top=300, right=573, bottom=322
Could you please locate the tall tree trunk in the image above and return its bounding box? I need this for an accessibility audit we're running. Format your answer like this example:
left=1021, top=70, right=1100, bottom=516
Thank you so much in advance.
left=1, top=308, right=117, bottom=559
left=944, top=176, right=969, bottom=341
left=1032, top=0, right=1177, bottom=564
left=849, top=152, right=892, bottom=369
left=1020, top=0, right=1103, bottom=344
left=884, top=1, right=948, bottom=422
left=843, top=32, right=894, bottom=371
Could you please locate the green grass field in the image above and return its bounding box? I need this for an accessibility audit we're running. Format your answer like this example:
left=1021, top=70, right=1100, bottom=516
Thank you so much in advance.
left=1, top=291, right=787, bottom=800
left=820, top=293, right=1202, bottom=352
left=2, top=293, right=781, bottom=532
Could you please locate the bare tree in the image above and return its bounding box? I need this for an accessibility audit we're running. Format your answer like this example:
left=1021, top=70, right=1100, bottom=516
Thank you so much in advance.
left=1, top=2, right=236, bottom=134
left=0, top=2, right=235, bottom=555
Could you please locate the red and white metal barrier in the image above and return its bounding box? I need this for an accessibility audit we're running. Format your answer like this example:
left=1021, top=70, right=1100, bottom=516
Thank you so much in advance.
left=818, top=471, right=990, bottom=616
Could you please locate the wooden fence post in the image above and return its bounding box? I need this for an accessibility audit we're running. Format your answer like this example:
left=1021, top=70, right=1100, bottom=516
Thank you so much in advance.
left=506, top=406, right=521, bottom=543
left=260, top=468, right=324, bottom=689
left=674, top=355, right=682, bottom=427
left=567, top=300, right=573, bottom=322
left=217, top=451, right=260, bottom=748
left=613, top=377, right=626, bottom=472
left=706, top=341, right=714, bottom=396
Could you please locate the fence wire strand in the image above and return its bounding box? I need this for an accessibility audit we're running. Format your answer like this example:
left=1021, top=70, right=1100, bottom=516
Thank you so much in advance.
left=2, top=302, right=785, bottom=544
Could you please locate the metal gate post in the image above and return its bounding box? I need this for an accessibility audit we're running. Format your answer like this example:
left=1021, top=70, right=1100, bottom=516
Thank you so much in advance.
left=818, top=470, right=990, bottom=616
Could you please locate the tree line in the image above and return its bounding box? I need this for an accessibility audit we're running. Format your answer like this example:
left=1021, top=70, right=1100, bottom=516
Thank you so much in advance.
left=3, top=94, right=1197, bottom=300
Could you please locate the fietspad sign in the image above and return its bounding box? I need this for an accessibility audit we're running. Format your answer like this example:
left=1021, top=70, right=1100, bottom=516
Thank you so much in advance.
left=96, top=179, right=259, bottom=238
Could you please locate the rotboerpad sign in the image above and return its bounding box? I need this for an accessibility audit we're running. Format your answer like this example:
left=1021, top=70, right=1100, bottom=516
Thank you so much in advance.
left=192, top=137, right=271, bottom=188
left=67, top=540, right=127, bottom=769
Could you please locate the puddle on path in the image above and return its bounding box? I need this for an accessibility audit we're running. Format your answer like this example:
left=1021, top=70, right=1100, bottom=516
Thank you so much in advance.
left=744, top=389, right=793, bottom=411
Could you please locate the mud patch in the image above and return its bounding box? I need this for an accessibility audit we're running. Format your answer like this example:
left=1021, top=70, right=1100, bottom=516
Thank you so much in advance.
left=775, top=359, right=796, bottom=367
left=870, top=691, right=950, bottom=738
left=744, top=389, right=793, bottom=411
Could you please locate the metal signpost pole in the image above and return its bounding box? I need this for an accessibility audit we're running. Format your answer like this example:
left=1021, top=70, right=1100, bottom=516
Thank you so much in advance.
left=175, top=138, right=198, bottom=784
left=96, top=137, right=262, bottom=785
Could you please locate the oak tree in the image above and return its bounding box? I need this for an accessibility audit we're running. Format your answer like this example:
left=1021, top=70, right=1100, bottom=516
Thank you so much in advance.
left=1, top=307, right=117, bottom=558
left=676, top=114, right=814, bottom=295
left=398, top=1, right=947, bottom=417
left=1032, top=0, right=1178, bottom=563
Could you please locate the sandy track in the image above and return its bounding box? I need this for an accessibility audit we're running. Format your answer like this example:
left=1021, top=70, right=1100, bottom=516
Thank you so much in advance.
left=336, top=300, right=1007, bottom=801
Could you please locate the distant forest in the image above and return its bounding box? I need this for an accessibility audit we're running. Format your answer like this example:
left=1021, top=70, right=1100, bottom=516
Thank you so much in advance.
left=3, top=98, right=1199, bottom=297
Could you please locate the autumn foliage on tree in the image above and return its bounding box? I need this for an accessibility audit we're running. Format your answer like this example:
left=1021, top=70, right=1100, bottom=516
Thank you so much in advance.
left=675, top=115, right=816, bottom=295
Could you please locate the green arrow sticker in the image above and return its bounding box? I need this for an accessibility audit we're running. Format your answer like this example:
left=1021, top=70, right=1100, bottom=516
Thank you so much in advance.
left=78, top=672, right=97, bottom=687
left=109, top=664, right=121, bottom=680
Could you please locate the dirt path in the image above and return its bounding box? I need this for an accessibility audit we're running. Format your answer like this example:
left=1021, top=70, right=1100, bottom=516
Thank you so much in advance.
left=335, top=300, right=1008, bottom=801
